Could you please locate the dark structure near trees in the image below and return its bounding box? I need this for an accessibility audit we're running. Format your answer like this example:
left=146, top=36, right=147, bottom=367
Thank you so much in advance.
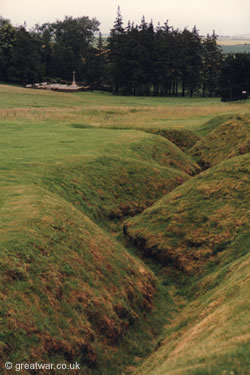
left=219, top=54, right=250, bottom=101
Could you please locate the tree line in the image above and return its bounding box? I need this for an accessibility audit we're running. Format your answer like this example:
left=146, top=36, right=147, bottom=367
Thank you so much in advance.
left=0, top=10, right=250, bottom=100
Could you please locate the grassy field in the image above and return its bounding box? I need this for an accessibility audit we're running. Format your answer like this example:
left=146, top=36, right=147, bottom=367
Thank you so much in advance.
left=0, top=84, right=249, bottom=374
left=1, top=84, right=250, bottom=132
left=218, top=37, right=250, bottom=45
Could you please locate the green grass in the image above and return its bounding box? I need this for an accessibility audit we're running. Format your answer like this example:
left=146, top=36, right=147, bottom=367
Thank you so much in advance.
left=190, top=115, right=250, bottom=168
left=0, top=120, right=199, bottom=227
left=0, top=85, right=201, bottom=373
left=1, top=84, right=250, bottom=133
left=124, top=154, right=250, bottom=272
left=135, top=250, right=250, bottom=375
left=0, top=84, right=249, bottom=374
left=194, top=114, right=235, bottom=136
left=124, top=154, right=250, bottom=374
left=0, top=84, right=230, bottom=108
left=0, top=185, right=157, bottom=372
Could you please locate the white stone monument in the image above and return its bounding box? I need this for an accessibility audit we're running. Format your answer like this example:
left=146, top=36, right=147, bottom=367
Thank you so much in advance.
left=72, top=70, right=77, bottom=87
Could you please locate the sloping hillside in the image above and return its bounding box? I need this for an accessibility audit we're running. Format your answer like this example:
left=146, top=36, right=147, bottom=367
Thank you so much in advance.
left=0, top=122, right=199, bottom=225
left=124, top=154, right=249, bottom=273
left=41, top=130, right=200, bottom=226
left=124, top=153, right=250, bottom=374
left=1, top=85, right=249, bottom=374
left=135, top=250, right=250, bottom=375
left=141, top=128, right=201, bottom=151
left=0, top=120, right=199, bottom=373
left=0, top=186, right=156, bottom=372
left=190, top=116, right=250, bottom=168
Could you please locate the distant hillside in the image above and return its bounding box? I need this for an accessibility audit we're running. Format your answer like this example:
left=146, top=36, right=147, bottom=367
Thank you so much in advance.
left=221, top=44, right=250, bottom=54
left=217, top=35, right=250, bottom=53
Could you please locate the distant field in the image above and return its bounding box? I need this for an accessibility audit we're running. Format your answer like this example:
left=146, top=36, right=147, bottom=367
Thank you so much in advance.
left=218, top=39, right=250, bottom=46
left=218, top=36, right=250, bottom=53
left=1, top=84, right=250, bottom=133
left=218, top=36, right=250, bottom=45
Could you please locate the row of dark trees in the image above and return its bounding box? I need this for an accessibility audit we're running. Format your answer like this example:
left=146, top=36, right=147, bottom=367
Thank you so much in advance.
left=109, top=9, right=222, bottom=97
left=0, top=15, right=99, bottom=84
left=0, top=10, right=250, bottom=100
left=108, top=8, right=250, bottom=99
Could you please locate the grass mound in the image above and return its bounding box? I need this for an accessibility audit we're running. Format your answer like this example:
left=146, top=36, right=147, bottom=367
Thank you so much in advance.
left=195, top=114, right=235, bottom=136
left=124, top=154, right=250, bottom=375
left=0, top=120, right=199, bottom=226
left=190, top=116, right=250, bottom=168
left=0, top=121, right=198, bottom=372
left=0, top=186, right=155, bottom=372
left=1, top=86, right=249, bottom=374
left=141, top=128, right=201, bottom=151
left=124, top=154, right=250, bottom=273
left=135, top=251, right=250, bottom=375
left=40, top=129, right=200, bottom=226
left=42, top=156, right=189, bottom=226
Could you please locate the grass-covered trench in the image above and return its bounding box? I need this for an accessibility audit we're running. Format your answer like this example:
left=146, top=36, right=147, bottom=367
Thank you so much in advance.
left=0, top=85, right=249, bottom=374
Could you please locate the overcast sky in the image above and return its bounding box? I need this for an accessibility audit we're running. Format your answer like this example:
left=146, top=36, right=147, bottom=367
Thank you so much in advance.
left=1, top=0, right=250, bottom=36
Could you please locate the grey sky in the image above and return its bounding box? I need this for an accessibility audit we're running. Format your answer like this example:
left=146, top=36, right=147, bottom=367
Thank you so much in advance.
left=1, top=0, right=250, bottom=36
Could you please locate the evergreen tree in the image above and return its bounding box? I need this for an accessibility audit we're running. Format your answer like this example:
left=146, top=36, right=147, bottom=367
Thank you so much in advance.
left=85, top=33, right=107, bottom=89
left=137, top=18, right=155, bottom=95
left=108, top=7, right=126, bottom=94
left=180, top=27, right=203, bottom=97
left=124, top=23, right=142, bottom=95
left=202, top=31, right=222, bottom=97
left=0, top=17, right=16, bottom=81
left=155, top=22, right=177, bottom=96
